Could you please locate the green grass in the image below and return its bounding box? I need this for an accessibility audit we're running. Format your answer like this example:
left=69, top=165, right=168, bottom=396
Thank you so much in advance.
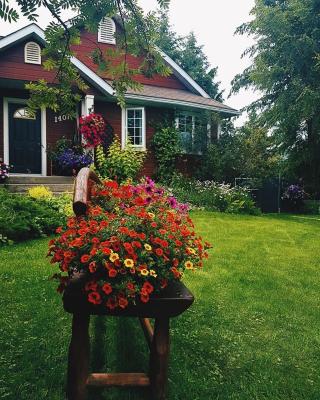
left=0, top=212, right=320, bottom=399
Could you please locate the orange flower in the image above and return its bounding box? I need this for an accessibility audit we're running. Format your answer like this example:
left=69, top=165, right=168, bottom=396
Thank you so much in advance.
left=81, top=254, right=90, bottom=263
left=102, top=283, right=112, bottom=295
left=102, top=248, right=112, bottom=255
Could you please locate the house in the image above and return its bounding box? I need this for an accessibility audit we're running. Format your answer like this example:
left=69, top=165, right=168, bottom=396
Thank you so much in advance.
left=0, top=19, right=239, bottom=180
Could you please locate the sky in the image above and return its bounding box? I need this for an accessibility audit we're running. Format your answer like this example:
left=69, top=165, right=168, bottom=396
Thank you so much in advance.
left=1, top=0, right=258, bottom=125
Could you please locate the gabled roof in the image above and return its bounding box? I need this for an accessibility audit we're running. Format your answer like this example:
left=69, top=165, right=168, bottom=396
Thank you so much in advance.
left=125, top=84, right=238, bottom=115
left=0, top=23, right=239, bottom=115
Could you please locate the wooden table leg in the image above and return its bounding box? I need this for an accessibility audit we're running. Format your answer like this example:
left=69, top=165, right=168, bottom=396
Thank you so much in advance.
left=149, top=317, right=170, bottom=400
left=66, top=313, right=90, bottom=400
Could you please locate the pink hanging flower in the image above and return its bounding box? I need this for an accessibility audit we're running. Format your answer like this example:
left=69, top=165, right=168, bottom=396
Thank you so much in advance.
left=79, top=113, right=106, bottom=148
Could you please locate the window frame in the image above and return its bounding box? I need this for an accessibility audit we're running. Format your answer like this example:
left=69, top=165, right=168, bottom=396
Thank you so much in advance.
left=122, top=107, right=146, bottom=150
left=98, top=17, right=116, bottom=44
left=24, top=41, right=41, bottom=65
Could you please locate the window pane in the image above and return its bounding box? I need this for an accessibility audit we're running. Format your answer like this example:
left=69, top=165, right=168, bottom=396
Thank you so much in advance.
left=134, top=110, right=142, bottom=119
left=127, top=128, right=135, bottom=142
left=127, top=110, right=134, bottom=119
left=128, top=118, right=134, bottom=127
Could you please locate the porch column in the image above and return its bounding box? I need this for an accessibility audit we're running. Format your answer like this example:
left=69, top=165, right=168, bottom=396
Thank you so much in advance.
left=81, top=95, right=95, bottom=116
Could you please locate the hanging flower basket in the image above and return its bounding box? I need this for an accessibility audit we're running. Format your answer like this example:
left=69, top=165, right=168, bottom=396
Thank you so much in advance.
left=49, top=178, right=211, bottom=311
left=79, top=113, right=106, bottom=149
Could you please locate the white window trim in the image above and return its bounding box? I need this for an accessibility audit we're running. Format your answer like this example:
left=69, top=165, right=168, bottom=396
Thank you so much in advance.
left=98, top=17, right=116, bottom=44
left=3, top=98, right=47, bottom=176
left=121, top=107, right=146, bottom=150
left=24, top=41, right=41, bottom=65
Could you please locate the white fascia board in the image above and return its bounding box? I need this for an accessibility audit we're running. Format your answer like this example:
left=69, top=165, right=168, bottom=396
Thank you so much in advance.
left=70, top=57, right=114, bottom=96
left=125, top=93, right=240, bottom=116
left=0, top=24, right=46, bottom=51
left=156, top=46, right=210, bottom=99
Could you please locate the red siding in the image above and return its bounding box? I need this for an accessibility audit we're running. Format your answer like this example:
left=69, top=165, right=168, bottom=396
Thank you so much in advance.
left=73, top=30, right=187, bottom=90
left=46, top=109, right=77, bottom=175
left=0, top=41, right=58, bottom=82
left=95, top=101, right=174, bottom=177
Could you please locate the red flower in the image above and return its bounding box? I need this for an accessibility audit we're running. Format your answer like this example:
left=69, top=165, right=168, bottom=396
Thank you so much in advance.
left=89, top=261, right=97, bottom=273
left=155, top=248, right=164, bottom=256
left=119, top=297, right=128, bottom=309
left=88, top=291, right=102, bottom=305
left=102, top=283, right=112, bottom=295
left=109, top=269, right=117, bottom=278
left=142, top=281, right=154, bottom=294
left=140, top=293, right=150, bottom=303
left=106, top=297, right=117, bottom=310
left=81, top=254, right=90, bottom=263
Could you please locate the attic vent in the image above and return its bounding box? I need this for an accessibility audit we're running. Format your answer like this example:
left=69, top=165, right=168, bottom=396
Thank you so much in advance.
left=98, top=17, right=116, bottom=44
left=24, top=41, right=41, bottom=64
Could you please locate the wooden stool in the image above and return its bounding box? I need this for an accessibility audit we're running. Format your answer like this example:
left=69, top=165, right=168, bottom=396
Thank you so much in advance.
left=63, top=276, right=194, bottom=400
left=63, top=168, right=195, bottom=399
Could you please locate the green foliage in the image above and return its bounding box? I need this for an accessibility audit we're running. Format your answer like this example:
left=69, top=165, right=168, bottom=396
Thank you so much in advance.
left=155, top=10, right=222, bottom=100
left=95, top=137, right=146, bottom=182
left=0, top=189, right=65, bottom=241
left=198, top=119, right=281, bottom=185
left=0, top=189, right=72, bottom=242
left=168, top=173, right=260, bottom=215
left=152, top=124, right=181, bottom=181
left=232, top=0, right=320, bottom=196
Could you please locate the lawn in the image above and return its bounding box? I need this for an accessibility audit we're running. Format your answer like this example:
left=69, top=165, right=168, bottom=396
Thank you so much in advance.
left=0, top=212, right=319, bottom=400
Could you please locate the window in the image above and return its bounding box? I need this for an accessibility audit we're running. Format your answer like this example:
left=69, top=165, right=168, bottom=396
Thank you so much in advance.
left=98, top=17, right=116, bottom=44
left=24, top=41, right=41, bottom=64
left=13, top=108, right=35, bottom=120
left=176, top=112, right=210, bottom=154
left=176, top=113, right=195, bottom=154
left=123, top=107, right=146, bottom=149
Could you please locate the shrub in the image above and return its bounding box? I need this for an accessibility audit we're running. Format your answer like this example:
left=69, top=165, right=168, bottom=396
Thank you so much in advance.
left=168, top=173, right=260, bottom=215
left=28, top=186, right=53, bottom=200
left=152, top=125, right=180, bottom=181
left=95, top=137, right=146, bottom=182
left=0, top=188, right=73, bottom=242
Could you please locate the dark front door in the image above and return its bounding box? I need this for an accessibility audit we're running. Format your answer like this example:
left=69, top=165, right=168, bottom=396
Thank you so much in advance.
left=8, top=103, right=42, bottom=174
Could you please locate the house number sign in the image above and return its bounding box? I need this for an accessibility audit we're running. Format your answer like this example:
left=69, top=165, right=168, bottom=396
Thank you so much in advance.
left=54, top=115, right=71, bottom=123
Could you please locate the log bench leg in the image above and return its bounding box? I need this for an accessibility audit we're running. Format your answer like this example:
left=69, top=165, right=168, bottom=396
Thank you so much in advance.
left=149, top=317, right=170, bottom=400
left=67, top=313, right=90, bottom=400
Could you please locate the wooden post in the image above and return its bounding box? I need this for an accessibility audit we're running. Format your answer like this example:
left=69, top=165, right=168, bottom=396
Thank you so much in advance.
left=149, top=318, right=170, bottom=400
left=66, top=313, right=90, bottom=400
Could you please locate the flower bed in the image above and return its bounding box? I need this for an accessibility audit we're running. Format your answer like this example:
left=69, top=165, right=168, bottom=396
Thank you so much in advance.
left=49, top=178, right=211, bottom=310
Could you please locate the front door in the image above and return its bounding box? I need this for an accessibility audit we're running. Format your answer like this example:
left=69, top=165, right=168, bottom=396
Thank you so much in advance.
left=8, top=103, right=42, bottom=174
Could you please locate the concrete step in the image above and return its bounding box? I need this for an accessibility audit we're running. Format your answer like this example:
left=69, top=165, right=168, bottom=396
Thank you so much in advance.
left=7, top=176, right=74, bottom=184
left=6, top=183, right=74, bottom=194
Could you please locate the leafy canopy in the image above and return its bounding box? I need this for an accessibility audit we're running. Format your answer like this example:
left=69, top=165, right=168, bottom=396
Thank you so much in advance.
left=232, top=0, right=320, bottom=195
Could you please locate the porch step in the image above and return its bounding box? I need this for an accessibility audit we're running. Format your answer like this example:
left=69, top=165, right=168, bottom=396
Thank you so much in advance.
left=6, top=176, right=75, bottom=195
left=7, top=176, right=74, bottom=184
